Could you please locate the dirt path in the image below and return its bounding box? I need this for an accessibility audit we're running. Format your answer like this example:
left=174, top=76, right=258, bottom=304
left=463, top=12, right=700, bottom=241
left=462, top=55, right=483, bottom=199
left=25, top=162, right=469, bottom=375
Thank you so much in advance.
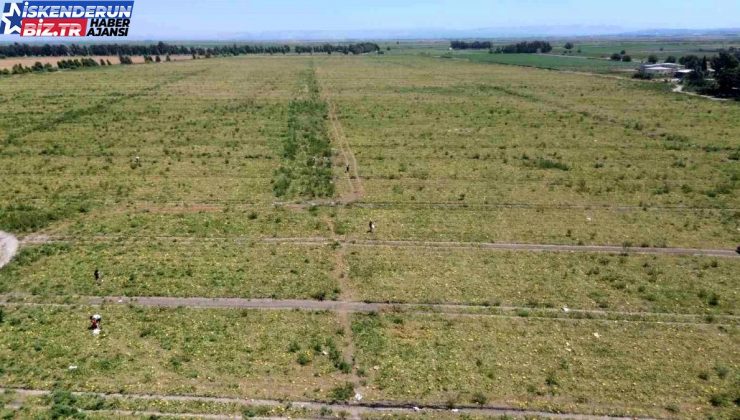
left=0, top=388, right=648, bottom=420
left=348, top=239, right=740, bottom=258
left=322, top=213, right=364, bottom=397
left=2, top=294, right=734, bottom=326
left=0, top=231, right=19, bottom=269
left=672, top=84, right=729, bottom=101
left=348, top=201, right=740, bottom=212
left=329, top=101, right=364, bottom=203
left=19, top=234, right=739, bottom=258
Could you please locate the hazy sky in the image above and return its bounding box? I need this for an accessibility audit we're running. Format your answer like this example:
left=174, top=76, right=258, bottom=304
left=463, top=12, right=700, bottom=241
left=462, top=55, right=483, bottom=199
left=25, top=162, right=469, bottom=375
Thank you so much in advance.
left=127, top=0, right=739, bottom=38
left=4, top=0, right=740, bottom=40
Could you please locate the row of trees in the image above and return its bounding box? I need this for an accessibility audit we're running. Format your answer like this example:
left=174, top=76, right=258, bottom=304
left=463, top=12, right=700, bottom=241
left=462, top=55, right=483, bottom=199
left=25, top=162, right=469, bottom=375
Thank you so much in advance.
left=0, top=42, right=187, bottom=58
left=450, top=40, right=492, bottom=50
left=294, top=42, right=380, bottom=55
left=451, top=40, right=553, bottom=53
left=682, top=48, right=740, bottom=94
left=1, top=61, right=53, bottom=75
left=495, top=41, right=553, bottom=54
left=0, top=41, right=382, bottom=58
left=57, top=57, right=110, bottom=69
left=1, top=56, right=117, bottom=76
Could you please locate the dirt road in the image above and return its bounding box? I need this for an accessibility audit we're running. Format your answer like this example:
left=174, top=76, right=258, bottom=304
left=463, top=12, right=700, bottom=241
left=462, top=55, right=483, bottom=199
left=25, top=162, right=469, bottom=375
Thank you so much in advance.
left=0, top=231, right=19, bottom=269
left=0, top=388, right=647, bottom=420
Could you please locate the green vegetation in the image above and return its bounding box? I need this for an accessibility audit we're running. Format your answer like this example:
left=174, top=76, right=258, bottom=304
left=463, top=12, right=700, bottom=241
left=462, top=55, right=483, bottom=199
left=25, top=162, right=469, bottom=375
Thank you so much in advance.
left=273, top=68, right=335, bottom=198
left=462, top=51, right=637, bottom=73
left=351, top=313, right=738, bottom=418
left=347, top=248, right=739, bottom=313
left=0, top=242, right=338, bottom=300
left=0, top=45, right=737, bottom=419
left=3, top=392, right=321, bottom=418
left=0, top=306, right=348, bottom=401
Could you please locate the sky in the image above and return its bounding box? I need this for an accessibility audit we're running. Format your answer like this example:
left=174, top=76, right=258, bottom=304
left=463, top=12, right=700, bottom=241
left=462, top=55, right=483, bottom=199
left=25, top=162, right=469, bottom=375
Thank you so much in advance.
left=4, top=0, right=740, bottom=40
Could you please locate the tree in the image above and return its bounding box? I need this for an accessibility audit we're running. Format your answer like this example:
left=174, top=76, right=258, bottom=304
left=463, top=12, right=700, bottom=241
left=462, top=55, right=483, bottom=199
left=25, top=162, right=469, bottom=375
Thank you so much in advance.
left=610, top=53, right=622, bottom=61
left=622, top=55, right=632, bottom=62
left=680, top=55, right=701, bottom=69
left=711, top=51, right=740, bottom=92
left=564, top=42, right=574, bottom=51
left=620, top=50, right=626, bottom=55
left=665, top=56, right=676, bottom=63
left=647, top=54, right=658, bottom=64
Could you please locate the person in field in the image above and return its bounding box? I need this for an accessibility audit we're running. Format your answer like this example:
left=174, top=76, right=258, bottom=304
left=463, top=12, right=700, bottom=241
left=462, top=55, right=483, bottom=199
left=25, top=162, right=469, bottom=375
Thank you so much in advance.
left=88, top=314, right=102, bottom=331
left=368, top=220, right=376, bottom=233
left=94, top=268, right=100, bottom=283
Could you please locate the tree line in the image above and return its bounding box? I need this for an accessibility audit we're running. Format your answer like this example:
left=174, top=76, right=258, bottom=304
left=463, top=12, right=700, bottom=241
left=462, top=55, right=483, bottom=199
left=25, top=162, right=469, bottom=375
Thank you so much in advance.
left=1, top=57, right=115, bottom=75
left=0, top=41, right=383, bottom=58
left=293, top=42, right=380, bottom=55
left=450, top=41, right=492, bottom=50
left=495, top=41, right=552, bottom=54
left=681, top=48, right=740, bottom=95
left=451, top=40, right=553, bottom=54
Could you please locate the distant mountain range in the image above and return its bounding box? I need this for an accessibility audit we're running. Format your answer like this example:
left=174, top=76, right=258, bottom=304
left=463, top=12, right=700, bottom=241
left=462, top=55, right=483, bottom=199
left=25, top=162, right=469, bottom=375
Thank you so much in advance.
left=219, top=27, right=740, bottom=42
left=3, top=27, right=739, bottom=44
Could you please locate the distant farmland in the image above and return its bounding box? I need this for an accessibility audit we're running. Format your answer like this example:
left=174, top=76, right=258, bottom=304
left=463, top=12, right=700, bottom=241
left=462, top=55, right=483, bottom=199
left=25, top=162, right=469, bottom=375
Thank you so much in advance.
left=459, top=51, right=638, bottom=73
left=0, top=49, right=738, bottom=419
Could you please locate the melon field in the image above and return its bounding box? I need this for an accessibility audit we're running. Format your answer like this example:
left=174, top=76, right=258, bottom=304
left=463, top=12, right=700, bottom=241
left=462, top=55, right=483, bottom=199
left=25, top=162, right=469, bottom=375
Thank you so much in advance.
left=0, top=52, right=738, bottom=419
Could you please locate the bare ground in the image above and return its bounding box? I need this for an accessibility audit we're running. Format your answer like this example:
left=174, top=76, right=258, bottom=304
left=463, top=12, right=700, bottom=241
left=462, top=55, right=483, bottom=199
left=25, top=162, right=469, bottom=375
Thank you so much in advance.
left=0, top=388, right=646, bottom=420
left=0, top=55, right=193, bottom=70
left=0, top=231, right=19, bottom=269
left=21, top=234, right=739, bottom=258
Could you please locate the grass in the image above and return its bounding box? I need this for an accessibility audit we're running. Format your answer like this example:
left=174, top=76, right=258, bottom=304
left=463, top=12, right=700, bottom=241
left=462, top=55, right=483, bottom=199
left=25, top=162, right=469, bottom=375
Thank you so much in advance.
left=0, top=242, right=339, bottom=300
left=0, top=305, right=349, bottom=401
left=0, top=52, right=738, bottom=418
left=5, top=392, right=322, bottom=419
left=461, top=51, right=638, bottom=74
left=351, top=313, right=738, bottom=418
left=318, top=55, right=738, bottom=248
left=273, top=67, right=335, bottom=198
left=335, top=206, right=737, bottom=248
left=347, top=247, right=740, bottom=314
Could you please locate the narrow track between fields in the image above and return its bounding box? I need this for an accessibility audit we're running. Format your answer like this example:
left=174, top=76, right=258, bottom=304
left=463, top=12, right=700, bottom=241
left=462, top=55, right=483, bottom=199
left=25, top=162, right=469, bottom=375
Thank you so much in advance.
left=19, top=234, right=740, bottom=258
left=1, top=294, right=734, bottom=326
left=0, top=388, right=652, bottom=420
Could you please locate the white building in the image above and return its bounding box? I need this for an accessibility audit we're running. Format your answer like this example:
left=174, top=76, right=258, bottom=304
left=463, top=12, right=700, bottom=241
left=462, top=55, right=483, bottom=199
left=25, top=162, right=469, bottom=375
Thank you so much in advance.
left=638, top=63, right=685, bottom=76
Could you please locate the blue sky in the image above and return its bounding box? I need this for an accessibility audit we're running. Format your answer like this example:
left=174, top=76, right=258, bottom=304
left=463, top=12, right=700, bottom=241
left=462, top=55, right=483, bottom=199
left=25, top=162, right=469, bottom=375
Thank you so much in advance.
left=4, top=0, right=740, bottom=40
left=127, top=0, right=739, bottom=39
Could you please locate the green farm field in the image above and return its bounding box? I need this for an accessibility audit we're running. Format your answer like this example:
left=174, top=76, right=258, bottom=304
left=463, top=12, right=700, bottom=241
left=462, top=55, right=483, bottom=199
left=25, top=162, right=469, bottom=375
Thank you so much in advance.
left=0, top=50, right=738, bottom=419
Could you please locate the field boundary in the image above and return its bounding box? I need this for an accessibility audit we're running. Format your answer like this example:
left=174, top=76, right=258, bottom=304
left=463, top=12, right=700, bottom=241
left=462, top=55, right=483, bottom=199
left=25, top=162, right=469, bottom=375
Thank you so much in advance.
left=19, top=235, right=739, bottom=258
left=1, top=294, right=735, bottom=326
left=327, top=100, right=365, bottom=203
left=0, top=388, right=651, bottom=420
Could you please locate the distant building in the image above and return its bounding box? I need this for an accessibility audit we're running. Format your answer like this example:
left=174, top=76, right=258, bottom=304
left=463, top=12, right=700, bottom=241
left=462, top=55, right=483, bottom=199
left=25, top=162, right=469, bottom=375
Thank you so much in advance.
left=675, top=69, right=695, bottom=79
left=638, top=63, right=685, bottom=77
